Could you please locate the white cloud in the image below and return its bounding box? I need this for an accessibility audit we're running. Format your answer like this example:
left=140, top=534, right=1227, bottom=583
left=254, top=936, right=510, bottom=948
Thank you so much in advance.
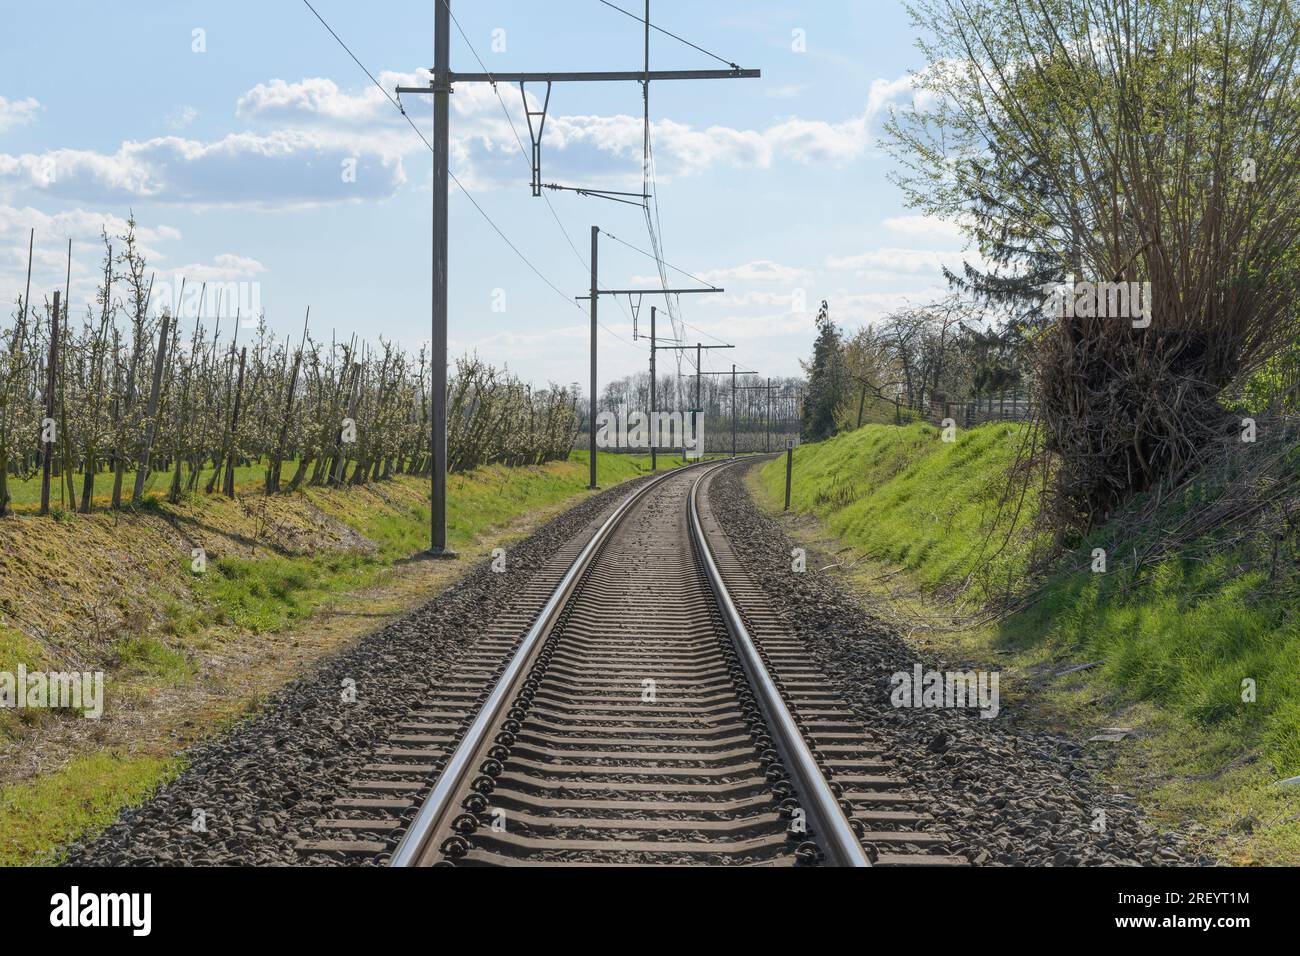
left=167, top=105, right=198, bottom=130
left=882, top=214, right=967, bottom=244
left=534, top=111, right=866, bottom=180
left=233, top=71, right=922, bottom=190
left=765, top=84, right=809, bottom=100
left=634, top=260, right=809, bottom=287
left=0, top=96, right=40, bottom=133
left=161, top=253, right=267, bottom=284
left=828, top=288, right=952, bottom=324
left=701, top=290, right=806, bottom=310
left=0, top=131, right=408, bottom=207
left=676, top=309, right=813, bottom=340
left=0, top=204, right=179, bottom=249
left=236, top=72, right=426, bottom=127
left=0, top=68, right=929, bottom=209
left=825, top=247, right=976, bottom=281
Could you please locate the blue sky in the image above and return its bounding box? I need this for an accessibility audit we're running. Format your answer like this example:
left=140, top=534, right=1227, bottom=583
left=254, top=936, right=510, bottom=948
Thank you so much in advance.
left=0, top=0, right=975, bottom=391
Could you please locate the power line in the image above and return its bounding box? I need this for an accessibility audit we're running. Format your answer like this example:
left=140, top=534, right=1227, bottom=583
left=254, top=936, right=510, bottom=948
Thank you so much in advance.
left=437, top=0, right=642, bottom=337
left=446, top=171, right=586, bottom=316
left=681, top=320, right=732, bottom=348
left=443, top=1, right=729, bottom=362
left=303, top=1, right=406, bottom=116
left=636, top=17, right=686, bottom=360
left=602, top=230, right=719, bottom=289
left=340, top=1, right=757, bottom=546
left=595, top=0, right=743, bottom=70
left=302, top=0, right=643, bottom=352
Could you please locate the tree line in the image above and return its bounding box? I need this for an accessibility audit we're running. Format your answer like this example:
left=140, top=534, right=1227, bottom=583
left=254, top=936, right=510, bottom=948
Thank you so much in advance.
left=799, top=297, right=1033, bottom=442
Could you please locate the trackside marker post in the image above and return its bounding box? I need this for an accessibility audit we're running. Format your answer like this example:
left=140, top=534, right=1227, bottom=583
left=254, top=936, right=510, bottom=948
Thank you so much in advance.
left=784, top=439, right=794, bottom=511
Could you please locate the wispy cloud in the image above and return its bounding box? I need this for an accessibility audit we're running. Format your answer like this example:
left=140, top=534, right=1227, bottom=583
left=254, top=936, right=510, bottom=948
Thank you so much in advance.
left=167, top=105, right=198, bottom=130
left=0, top=203, right=185, bottom=312
left=0, top=131, right=407, bottom=207
left=882, top=214, right=968, bottom=244
left=0, top=96, right=40, bottom=134
left=826, top=246, right=977, bottom=281
left=634, top=259, right=811, bottom=287
left=160, top=253, right=268, bottom=284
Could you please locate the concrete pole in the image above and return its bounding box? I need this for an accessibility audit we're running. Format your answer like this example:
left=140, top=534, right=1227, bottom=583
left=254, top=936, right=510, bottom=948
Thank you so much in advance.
left=589, top=226, right=599, bottom=489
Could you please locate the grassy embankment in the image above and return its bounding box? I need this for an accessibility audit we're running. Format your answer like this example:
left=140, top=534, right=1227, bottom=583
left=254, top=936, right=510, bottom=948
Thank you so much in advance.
left=0, top=451, right=693, bottom=864
left=756, top=423, right=1300, bottom=864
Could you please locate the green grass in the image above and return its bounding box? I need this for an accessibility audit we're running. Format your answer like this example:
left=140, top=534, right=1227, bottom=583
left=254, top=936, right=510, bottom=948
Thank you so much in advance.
left=0, top=623, right=51, bottom=740
left=0, top=751, right=183, bottom=866
left=5, top=452, right=672, bottom=515
left=762, top=421, right=1300, bottom=862
left=199, top=552, right=377, bottom=634
left=761, top=422, right=1043, bottom=604
left=194, top=451, right=680, bottom=633
left=0, top=621, right=46, bottom=673
left=4, top=460, right=271, bottom=510
left=113, top=634, right=196, bottom=687
left=997, top=540, right=1300, bottom=774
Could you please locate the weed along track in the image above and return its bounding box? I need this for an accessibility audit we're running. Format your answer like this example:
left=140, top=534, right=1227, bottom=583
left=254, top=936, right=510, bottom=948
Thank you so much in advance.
left=295, top=461, right=959, bottom=867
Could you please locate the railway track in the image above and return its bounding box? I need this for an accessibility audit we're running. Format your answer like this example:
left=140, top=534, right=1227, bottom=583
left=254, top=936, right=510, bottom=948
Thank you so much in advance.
left=296, top=460, right=960, bottom=867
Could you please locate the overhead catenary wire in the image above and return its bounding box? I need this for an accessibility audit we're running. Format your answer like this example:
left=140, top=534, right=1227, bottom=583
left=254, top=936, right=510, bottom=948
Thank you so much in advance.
left=444, top=0, right=647, bottom=212
left=445, top=0, right=745, bottom=375
left=681, top=320, right=733, bottom=349
left=595, top=0, right=745, bottom=71
left=641, top=114, right=682, bottom=345
left=602, top=231, right=723, bottom=291
left=303, top=0, right=406, bottom=118
left=436, top=0, right=643, bottom=338
left=302, top=0, right=644, bottom=353
left=618, top=0, right=687, bottom=371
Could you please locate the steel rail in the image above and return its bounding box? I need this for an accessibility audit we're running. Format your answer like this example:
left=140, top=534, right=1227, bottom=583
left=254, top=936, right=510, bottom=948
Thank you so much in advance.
left=389, top=459, right=718, bottom=867
left=686, top=468, right=872, bottom=868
